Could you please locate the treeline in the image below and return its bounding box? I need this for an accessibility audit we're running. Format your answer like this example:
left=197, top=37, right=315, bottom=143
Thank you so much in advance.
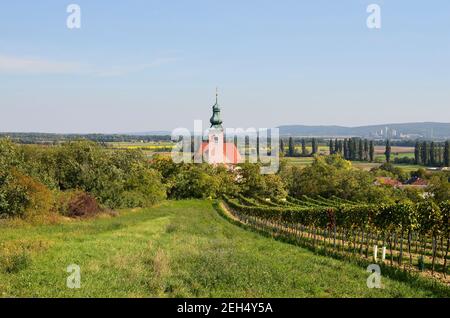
left=334, top=138, right=375, bottom=162
left=414, top=140, right=450, bottom=167
left=280, top=137, right=321, bottom=157
left=2, top=138, right=448, bottom=220
left=0, top=138, right=288, bottom=219
left=280, top=137, right=375, bottom=162
left=0, top=139, right=166, bottom=218
left=0, top=132, right=171, bottom=144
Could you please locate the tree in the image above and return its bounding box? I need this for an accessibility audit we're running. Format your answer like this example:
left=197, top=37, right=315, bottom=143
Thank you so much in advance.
left=343, top=139, right=349, bottom=159
left=421, top=141, right=429, bottom=165
left=238, top=163, right=267, bottom=197
left=349, top=138, right=357, bottom=160
left=427, top=173, right=450, bottom=202
left=358, top=139, right=364, bottom=161
left=329, top=139, right=334, bottom=155
left=301, top=139, right=308, bottom=156
left=288, top=137, right=295, bottom=157
left=334, top=138, right=339, bottom=154
left=256, top=134, right=260, bottom=161
left=414, top=141, right=421, bottom=165
left=280, top=138, right=285, bottom=155
left=282, top=155, right=392, bottom=202
left=444, top=140, right=450, bottom=167
left=369, top=140, right=375, bottom=162
left=263, top=174, right=288, bottom=199
left=311, top=138, right=318, bottom=155
left=385, top=139, right=391, bottom=163
left=437, top=143, right=443, bottom=166
left=170, top=165, right=216, bottom=199
left=338, top=140, right=343, bottom=155
left=430, top=141, right=436, bottom=166
left=364, top=139, right=369, bottom=161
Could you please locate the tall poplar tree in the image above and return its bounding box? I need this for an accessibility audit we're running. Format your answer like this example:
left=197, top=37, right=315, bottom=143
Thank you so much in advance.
left=358, top=139, right=364, bottom=161
left=350, top=138, right=357, bottom=160
left=414, top=141, right=421, bottom=165
left=422, top=141, right=429, bottom=165
left=444, top=140, right=450, bottom=167
left=288, top=137, right=294, bottom=157
left=280, top=138, right=284, bottom=155
left=385, top=139, right=391, bottom=163
left=437, top=144, right=443, bottom=165
left=312, top=138, right=318, bottom=155
left=430, top=141, right=436, bottom=166
left=363, top=139, right=369, bottom=161
left=369, top=140, right=375, bottom=162
left=343, top=139, right=349, bottom=159
left=301, top=138, right=307, bottom=156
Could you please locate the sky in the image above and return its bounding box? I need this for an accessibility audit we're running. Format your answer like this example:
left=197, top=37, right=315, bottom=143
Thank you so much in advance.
left=0, top=0, right=449, bottom=133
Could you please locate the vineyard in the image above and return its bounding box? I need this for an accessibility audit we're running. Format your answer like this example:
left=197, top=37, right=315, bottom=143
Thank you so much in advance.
left=222, top=194, right=450, bottom=284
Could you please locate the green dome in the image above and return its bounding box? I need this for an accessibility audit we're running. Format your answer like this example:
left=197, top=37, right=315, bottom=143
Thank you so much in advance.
left=210, top=92, right=223, bottom=129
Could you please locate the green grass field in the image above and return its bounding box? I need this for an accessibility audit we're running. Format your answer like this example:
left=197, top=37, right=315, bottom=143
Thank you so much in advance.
left=0, top=200, right=444, bottom=298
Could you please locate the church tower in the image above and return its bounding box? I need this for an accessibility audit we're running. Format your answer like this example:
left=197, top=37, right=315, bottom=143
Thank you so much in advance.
left=208, top=89, right=224, bottom=164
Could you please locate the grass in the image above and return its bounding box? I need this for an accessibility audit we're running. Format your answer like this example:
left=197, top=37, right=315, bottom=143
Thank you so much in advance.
left=0, top=200, right=446, bottom=298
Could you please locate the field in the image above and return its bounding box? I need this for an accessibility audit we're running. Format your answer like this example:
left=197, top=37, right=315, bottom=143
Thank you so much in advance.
left=283, top=145, right=425, bottom=172
left=0, top=200, right=444, bottom=298
left=108, top=141, right=174, bottom=158
left=283, top=157, right=382, bottom=171
left=110, top=142, right=422, bottom=172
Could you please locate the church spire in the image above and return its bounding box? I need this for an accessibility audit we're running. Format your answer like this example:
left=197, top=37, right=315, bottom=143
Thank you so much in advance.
left=210, top=88, right=223, bottom=129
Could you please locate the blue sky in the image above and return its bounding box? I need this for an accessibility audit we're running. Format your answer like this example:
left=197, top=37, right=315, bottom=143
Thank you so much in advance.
left=0, top=0, right=449, bottom=133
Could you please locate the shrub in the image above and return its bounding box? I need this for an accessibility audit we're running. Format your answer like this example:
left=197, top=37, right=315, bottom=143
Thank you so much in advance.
left=169, top=165, right=216, bottom=199
left=58, top=190, right=102, bottom=218
left=0, top=169, right=53, bottom=218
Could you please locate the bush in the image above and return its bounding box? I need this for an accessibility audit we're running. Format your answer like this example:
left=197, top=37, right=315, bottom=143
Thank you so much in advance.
left=0, top=169, right=53, bottom=219
left=58, top=190, right=102, bottom=218
left=169, top=164, right=217, bottom=199
left=393, top=156, right=415, bottom=165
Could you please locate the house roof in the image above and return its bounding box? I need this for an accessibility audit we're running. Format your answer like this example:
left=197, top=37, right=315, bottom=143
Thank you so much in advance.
left=375, top=177, right=402, bottom=187
left=406, top=177, right=429, bottom=186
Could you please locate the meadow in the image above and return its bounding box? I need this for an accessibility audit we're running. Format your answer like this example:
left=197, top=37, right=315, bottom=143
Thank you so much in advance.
left=0, top=200, right=445, bottom=298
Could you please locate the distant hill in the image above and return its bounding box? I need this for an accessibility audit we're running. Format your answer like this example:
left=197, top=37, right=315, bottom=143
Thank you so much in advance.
left=128, top=131, right=171, bottom=136
left=277, top=122, right=450, bottom=139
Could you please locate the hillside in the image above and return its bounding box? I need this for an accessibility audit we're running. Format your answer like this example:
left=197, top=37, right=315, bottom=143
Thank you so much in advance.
left=0, top=200, right=444, bottom=297
left=278, top=122, right=450, bottom=139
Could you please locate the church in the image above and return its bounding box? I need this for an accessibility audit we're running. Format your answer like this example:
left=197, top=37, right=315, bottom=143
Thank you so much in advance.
left=194, top=91, right=241, bottom=165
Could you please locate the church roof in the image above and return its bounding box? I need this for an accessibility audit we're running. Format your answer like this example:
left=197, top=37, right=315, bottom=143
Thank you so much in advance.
left=196, top=141, right=242, bottom=165
left=210, top=89, right=223, bottom=129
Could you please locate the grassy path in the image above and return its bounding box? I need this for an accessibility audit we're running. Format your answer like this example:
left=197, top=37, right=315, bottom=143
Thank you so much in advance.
left=0, top=200, right=445, bottom=297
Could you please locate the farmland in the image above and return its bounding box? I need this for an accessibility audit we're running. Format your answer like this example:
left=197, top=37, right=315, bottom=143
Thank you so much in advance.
left=283, top=146, right=425, bottom=172
left=0, top=200, right=446, bottom=297
left=222, top=194, right=450, bottom=285
left=109, top=141, right=425, bottom=172
left=108, top=141, right=174, bottom=158
left=1, top=139, right=448, bottom=298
